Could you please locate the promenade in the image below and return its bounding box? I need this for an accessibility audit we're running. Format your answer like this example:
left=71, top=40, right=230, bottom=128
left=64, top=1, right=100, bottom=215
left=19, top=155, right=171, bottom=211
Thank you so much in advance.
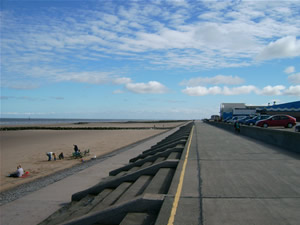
left=1, top=121, right=299, bottom=225
left=165, top=121, right=300, bottom=224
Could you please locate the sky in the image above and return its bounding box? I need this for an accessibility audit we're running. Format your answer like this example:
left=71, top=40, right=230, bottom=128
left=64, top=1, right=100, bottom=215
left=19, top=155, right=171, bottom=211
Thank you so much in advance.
left=1, top=0, right=300, bottom=120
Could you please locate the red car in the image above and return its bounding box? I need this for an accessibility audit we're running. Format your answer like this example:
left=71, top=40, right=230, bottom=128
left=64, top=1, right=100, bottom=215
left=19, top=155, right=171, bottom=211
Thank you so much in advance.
left=255, top=114, right=296, bottom=128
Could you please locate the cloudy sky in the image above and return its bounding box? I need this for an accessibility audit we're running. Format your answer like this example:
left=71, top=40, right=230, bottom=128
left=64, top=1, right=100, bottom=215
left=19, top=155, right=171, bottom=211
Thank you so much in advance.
left=1, top=0, right=300, bottom=119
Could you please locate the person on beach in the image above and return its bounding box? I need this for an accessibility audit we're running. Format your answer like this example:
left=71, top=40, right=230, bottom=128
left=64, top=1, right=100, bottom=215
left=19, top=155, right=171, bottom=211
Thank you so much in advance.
left=8, top=165, right=24, bottom=178
left=53, top=153, right=57, bottom=161
left=46, top=152, right=53, bottom=161
left=46, top=152, right=56, bottom=161
left=59, top=152, right=64, bottom=160
left=74, top=145, right=79, bottom=153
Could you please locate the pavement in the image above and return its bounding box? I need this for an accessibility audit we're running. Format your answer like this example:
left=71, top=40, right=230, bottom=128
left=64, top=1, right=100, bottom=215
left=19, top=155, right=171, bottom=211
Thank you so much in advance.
left=165, top=121, right=300, bottom=225
left=1, top=121, right=300, bottom=225
left=0, top=127, right=180, bottom=225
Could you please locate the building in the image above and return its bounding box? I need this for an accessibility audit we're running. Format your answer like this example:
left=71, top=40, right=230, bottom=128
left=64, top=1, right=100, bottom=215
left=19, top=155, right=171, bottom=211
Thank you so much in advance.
left=220, top=103, right=257, bottom=120
left=257, top=101, right=300, bottom=122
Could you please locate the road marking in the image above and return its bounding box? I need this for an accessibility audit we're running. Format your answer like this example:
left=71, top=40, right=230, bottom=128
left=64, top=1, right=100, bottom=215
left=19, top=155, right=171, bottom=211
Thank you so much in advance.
left=167, top=125, right=194, bottom=225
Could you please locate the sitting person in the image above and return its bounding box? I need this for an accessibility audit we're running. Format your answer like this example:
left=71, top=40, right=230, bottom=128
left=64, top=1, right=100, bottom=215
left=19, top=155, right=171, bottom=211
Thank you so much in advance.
left=8, top=165, right=24, bottom=178
left=73, top=145, right=79, bottom=153
left=59, top=152, right=64, bottom=160
left=84, top=149, right=90, bottom=156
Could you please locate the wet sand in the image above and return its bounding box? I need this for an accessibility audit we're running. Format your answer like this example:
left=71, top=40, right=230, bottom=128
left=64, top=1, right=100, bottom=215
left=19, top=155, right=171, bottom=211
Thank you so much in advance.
left=0, top=122, right=184, bottom=192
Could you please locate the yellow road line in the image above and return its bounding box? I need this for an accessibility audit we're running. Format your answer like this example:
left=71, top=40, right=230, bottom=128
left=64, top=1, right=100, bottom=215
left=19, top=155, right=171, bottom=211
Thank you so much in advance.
left=167, top=125, right=194, bottom=225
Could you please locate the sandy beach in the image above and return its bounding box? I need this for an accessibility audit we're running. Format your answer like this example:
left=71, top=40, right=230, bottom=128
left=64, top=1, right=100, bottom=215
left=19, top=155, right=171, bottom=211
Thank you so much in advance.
left=0, top=122, right=184, bottom=192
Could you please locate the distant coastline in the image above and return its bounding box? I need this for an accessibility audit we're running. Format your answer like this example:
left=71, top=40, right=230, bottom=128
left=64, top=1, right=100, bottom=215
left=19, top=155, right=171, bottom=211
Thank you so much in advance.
left=0, top=118, right=140, bottom=126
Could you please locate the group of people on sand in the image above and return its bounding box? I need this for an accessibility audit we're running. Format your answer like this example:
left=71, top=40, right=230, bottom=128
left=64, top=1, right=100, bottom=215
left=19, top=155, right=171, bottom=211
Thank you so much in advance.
left=8, top=144, right=91, bottom=179
left=8, top=151, right=64, bottom=178
left=46, top=152, right=64, bottom=161
left=46, top=144, right=81, bottom=161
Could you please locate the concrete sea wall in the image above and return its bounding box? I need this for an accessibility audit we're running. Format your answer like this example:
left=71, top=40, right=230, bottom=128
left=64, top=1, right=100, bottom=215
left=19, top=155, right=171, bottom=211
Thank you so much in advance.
left=207, top=122, right=300, bottom=153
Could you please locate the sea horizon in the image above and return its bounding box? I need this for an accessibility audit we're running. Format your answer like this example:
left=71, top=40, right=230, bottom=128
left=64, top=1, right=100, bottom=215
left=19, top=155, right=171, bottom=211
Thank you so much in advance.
left=0, top=118, right=153, bottom=126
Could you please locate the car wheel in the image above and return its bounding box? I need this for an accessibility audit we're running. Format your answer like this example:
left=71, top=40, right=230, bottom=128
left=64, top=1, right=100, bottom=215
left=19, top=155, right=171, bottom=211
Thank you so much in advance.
left=250, top=122, right=254, bottom=126
left=263, top=123, right=268, bottom=128
left=287, top=123, right=293, bottom=128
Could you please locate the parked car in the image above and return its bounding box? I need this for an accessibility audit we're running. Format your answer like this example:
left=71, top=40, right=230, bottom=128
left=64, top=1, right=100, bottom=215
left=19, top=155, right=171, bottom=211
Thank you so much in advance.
left=223, top=117, right=232, bottom=123
left=295, top=124, right=300, bottom=132
left=238, top=115, right=255, bottom=125
left=244, top=115, right=271, bottom=126
left=227, top=116, right=245, bottom=124
left=255, top=115, right=296, bottom=128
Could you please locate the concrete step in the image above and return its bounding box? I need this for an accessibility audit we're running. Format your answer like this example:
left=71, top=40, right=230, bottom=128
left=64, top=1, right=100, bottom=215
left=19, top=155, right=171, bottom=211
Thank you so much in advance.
left=67, top=189, right=113, bottom=221
left=144, top=168, right=175, bottom=194
left=148, top=136, right=188, bottom=151
left=111, top=161, right=153, bottom=177
left=116, top=166, right=143, bottom=177
left=72, top=160, right=178, bottom=201
left=90, top=182, right=132, bottom=213
left=153, top=157, right=165, bottom=164
left=167, top=151, right=181, bottom=160
left=120, top=212, right=157, bottom=225
left=110, top=147, right=183, bottom=176
left=141, top=139, right=187, bottom=155
left=57, top=194, right=164, bottom=225
left=130, top=140, right=186, bottom=163
left=115, top=175, right=152, bottom=205
left=39, top=189, right=113, bottom=225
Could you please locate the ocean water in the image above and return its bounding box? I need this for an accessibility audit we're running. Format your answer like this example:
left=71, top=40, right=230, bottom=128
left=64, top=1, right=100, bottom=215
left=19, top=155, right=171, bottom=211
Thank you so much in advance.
left=0, top=118, right=130, bottom=126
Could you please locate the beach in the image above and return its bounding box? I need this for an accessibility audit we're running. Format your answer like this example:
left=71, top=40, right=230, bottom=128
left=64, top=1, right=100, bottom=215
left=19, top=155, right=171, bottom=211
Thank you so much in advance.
left=0, top=122, right=184, bottom=192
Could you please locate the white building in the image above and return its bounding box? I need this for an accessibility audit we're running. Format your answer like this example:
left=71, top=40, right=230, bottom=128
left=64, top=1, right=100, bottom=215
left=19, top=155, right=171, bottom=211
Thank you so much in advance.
left=220, top=103, right=257, bottom=120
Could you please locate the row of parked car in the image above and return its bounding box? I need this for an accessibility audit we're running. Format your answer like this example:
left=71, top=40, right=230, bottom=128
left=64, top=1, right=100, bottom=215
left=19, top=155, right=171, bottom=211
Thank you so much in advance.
left=223, top=114, right=299, bottom=132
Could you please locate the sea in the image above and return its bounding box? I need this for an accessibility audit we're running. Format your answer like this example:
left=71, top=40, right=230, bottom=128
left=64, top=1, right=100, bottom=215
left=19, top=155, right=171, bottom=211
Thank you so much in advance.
left=0, top=118, right=132, bottom=126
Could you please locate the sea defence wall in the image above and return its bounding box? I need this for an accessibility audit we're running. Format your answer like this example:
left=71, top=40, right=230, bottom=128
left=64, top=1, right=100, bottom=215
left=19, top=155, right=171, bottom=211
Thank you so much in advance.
left=207, top=122, right=300, bottom=153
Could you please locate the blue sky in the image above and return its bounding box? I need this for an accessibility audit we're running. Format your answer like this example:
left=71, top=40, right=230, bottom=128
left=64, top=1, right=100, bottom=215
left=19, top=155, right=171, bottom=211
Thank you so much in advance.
left=1, top=0, right=300, bottom=119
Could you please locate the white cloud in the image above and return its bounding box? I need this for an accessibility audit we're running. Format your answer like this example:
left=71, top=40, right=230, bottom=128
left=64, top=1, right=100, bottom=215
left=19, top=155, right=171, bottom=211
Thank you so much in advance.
left=288, top=72, right=300, bottom=84
left=182, top=86, right=222, bottom=96
left=283, top=85, right=300, bottom=96
left=181, top=85, right=300, bottom=96
left=284, top=66, right=295, bottom=74
left=182, top=85, right=257, bottom=96
left=125, top=81, right=168, bottom=94
left=181, top=75, right=244, bottom=86
left=223, top=85, right=257, bottom=95
left=257, top=85, right=285, bottom=95
left=55, top=72, right=111, bottom=84
left=1, top=80, right=40, bottom=90
left=113, top=77, right=132, bottom=84
left=256, top=36, right=300, bottom=60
